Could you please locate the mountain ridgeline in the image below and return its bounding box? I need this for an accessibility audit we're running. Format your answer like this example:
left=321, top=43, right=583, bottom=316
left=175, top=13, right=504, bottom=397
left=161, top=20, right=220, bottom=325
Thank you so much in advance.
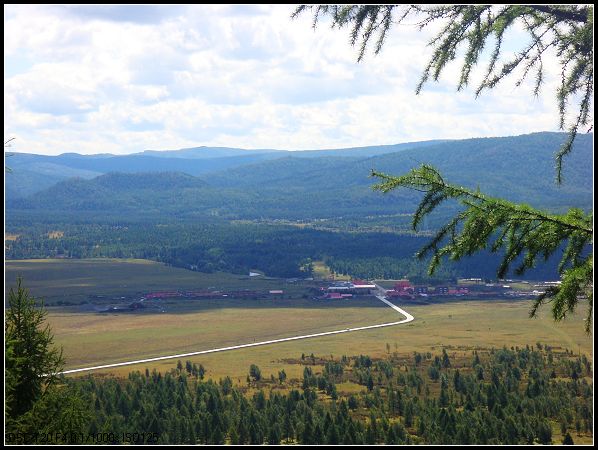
left=6, top=132, right=593, bottom=221
left=5, top=132, right=592, bottom=281
left=5, top=139, right=444, bottom=200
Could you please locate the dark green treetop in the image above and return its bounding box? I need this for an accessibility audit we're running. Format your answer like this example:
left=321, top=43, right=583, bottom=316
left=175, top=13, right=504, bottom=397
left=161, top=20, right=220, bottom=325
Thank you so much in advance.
left=5, top=276, right=65, bottom=419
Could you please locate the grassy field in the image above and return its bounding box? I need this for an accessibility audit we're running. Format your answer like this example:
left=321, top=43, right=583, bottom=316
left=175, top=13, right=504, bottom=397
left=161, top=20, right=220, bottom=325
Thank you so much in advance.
left=5, top=259, right=592, bottom=389
left=102, top=301, right=592, bottom=380
left=5, top=258, right=312, bottom=306
left=48, top=297, right=592, bottom=384
left=47, top=295, right=391, bottom=373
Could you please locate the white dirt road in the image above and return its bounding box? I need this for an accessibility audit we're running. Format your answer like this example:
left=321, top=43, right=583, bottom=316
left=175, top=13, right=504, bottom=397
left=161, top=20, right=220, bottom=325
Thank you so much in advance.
left=59, top=286, right=413, bottom=375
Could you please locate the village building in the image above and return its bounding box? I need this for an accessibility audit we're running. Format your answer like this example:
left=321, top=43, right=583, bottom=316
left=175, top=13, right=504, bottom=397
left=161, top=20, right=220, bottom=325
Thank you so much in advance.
left=394, top=279, right=412, bottom=292
left=327, top=280, right=376, bottom=295
left=413, top=285, right=428, bottom=295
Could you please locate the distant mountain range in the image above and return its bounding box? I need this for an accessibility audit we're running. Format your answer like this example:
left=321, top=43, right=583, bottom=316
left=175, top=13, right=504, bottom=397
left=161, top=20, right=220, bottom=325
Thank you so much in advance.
left=5, top=139, right=447, bottom=200
left=6, top=132, right=593, bottom=222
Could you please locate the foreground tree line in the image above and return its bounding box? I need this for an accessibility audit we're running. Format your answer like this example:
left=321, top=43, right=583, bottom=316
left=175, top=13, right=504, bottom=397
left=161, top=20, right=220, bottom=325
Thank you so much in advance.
left=8, top=347, right=592, bottom=444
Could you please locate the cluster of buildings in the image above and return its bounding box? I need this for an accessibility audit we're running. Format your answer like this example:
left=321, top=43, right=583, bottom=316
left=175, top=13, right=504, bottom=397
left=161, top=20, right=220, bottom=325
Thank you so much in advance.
left=319, top=279, right=377, bottom=299
left=384, top=279, right=552, bottom=300
left=101, top=275, right=557, bottom=314
left=385, top=279, right=469, bottom=300
left=142, top=289, right=284, bottom=301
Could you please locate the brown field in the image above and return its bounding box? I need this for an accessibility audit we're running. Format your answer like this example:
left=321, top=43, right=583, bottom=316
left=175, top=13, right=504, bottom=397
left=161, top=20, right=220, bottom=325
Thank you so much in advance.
left=5, top=233, right=20, bottom=241
left=47, top=230, right=64, bottom=239
left=49, top=296, right=391, bottom=376
left=54, top=298, right=592, bottom=384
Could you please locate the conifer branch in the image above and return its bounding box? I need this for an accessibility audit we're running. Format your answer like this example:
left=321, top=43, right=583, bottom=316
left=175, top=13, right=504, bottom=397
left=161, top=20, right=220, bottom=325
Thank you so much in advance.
left=371, top=166, right=593, bottom=333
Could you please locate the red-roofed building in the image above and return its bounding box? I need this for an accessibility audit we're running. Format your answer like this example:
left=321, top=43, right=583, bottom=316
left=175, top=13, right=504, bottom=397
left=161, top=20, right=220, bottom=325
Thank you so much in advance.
left=385, top=289, right=414, bottom=300
left=394, top=279, right=412, bottom=292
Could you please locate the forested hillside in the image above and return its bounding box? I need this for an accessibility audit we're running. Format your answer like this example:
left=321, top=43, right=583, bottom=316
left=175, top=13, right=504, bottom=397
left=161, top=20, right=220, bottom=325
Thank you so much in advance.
left=205, top=132, right=592, bottom=214
left=5, top=139, right=443, bottom=200
left=5, top=222, right=568, bottom=281
left=6, top=132, right=593, bottom=221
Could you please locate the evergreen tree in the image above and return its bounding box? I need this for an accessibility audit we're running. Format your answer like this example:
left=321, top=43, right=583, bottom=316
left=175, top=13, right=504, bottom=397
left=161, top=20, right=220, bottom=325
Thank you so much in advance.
left=17, top=385, right=92, bottom=444
left=562, top=432, right=574, bottom=445
left=35, top=346, right=591, bottom=445
left=268, top=423, right=282, bottom=444
left=5, top=277, right=65, bottom=422
left=313, top=422, right=325, bottom=443
left=283, top=413, right=295, bottom=443
left=198, top=364, right=206, bottom=380
left=442, top=349, right=451, bottom=368
left=249, top=364, right=262, bottom=382
left=404, top=400, right=414, bottom=428
left=249, top=419, right=263, bottom=444
left=386, top=422, right=398, bottom=444
left=301, top=414, right=314, bottom=444
left=439, top=385, right=449, bottom=408
left=453, top=369, right=462, bottom=393
left=278, top=369, right=287, bottom=384
left=366, top=372, right=375, bottom=391
left=327, top=422, right=340, bottom=444
left=537, top=420, right=553, bottom=444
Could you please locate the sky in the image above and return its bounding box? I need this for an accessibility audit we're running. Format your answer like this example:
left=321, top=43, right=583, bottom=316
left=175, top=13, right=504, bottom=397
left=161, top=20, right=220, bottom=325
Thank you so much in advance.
left=4, top=4, right=566, bottom=156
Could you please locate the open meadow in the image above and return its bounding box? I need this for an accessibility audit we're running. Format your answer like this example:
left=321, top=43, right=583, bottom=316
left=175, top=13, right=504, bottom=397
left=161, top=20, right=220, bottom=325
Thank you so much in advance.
left=5, top=258, right=311, bottom=306
left=5, top=259, right=592, bottom=385
left=70, top=298, right=590, bottom=381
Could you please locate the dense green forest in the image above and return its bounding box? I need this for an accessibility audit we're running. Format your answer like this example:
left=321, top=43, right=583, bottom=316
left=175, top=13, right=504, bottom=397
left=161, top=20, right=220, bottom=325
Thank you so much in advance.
left=7, top=346, right=592, bottom=444
left=5, top=221, right=567, bottom=281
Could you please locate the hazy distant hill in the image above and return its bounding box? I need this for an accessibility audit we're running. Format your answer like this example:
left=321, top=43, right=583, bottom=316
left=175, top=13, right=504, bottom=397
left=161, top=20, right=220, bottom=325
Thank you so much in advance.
left=287, top=139, right=451, bottom=158
left=10, top=172, right=212, bottom=213
left=5, top=139, right=444, bottom=199
left=204, top=132, right=593, bottom=214
left=6, top=132, right=592, bottom=221
left=6, top=152, right=282, bottom=199
left=138, top=140, right=449, bottom=159
left=139, top=146, right=281, bottom=159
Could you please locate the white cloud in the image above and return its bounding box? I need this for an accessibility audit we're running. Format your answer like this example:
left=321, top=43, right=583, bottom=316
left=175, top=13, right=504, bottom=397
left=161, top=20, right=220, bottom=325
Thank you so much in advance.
left=4, top=4, right=565, bottom=156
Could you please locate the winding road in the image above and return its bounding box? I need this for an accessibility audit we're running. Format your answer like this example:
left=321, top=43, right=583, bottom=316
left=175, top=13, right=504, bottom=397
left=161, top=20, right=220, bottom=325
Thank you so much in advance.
left=59, top=285, right=414, bottom=375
